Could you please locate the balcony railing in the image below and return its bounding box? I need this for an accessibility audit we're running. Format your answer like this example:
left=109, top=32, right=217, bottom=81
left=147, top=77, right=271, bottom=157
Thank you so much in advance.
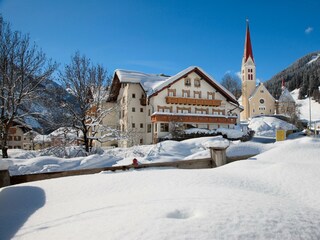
left=151, top=113, right=237, bottom=124
left=165, top=96, right=222, bottom=106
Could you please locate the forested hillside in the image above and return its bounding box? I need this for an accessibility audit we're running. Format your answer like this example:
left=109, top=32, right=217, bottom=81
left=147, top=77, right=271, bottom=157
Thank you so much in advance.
left=265, top=51, right=320, bottom=102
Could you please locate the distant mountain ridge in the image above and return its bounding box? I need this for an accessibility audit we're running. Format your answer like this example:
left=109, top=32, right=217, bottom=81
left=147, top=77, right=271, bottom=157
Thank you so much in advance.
left=264, top=51, right=320, bottom=100
left=21, top=79, right=77, bottom=134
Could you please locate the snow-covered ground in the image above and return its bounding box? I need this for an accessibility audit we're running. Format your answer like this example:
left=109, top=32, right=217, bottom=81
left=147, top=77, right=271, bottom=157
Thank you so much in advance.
left=5, top=135, right=274, bottom=176
left=1, top=136, right=319, bottom=240
left=248, top=116, right=297, bottom=137
left=291, top=89, right=320, bottom=122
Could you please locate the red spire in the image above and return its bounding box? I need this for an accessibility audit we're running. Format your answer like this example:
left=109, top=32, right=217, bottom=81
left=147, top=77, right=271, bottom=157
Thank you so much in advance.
left=244, top=19, right=254, bottom=63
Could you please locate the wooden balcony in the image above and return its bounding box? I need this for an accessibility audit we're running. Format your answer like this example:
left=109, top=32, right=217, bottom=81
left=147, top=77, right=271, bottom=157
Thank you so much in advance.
left=151, top=113, right=237, bottom=124
left=165, top=96, right=222, bottom=106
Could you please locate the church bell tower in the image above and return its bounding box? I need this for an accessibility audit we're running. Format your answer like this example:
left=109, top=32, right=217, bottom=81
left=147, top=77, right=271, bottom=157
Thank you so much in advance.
left=240, top=19, right=256, bottom=121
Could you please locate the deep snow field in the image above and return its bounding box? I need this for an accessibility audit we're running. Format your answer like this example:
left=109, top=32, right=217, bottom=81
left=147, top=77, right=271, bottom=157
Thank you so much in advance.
left=5, top=135, right=273, bottom=176
left=1, top=135, right=320, bottom=240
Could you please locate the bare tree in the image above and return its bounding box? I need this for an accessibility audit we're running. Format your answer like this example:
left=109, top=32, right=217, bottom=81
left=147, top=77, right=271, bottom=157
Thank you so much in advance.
left=0, top=16, right=57, bottom=158
left=221, top=73, right=241, bottom=99
left=60, top=51, right=112, bottom=153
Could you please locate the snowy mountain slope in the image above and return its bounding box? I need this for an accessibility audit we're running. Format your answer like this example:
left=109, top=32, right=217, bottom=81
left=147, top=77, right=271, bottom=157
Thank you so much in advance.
left=291, top=89, right=320, bottom=121
left=1, top=136, right=319, bottom=240
left=264, top=51, right=320, bottom=98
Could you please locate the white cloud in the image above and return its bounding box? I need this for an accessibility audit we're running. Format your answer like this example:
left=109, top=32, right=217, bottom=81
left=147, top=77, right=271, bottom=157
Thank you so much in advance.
left=305, top=27, right=313, bottom=34
left=236, top=71, right=241, bottom=79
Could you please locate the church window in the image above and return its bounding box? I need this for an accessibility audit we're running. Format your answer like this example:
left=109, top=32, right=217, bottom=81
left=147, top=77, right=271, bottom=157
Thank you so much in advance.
left=260, top=99, right=265, bottom=104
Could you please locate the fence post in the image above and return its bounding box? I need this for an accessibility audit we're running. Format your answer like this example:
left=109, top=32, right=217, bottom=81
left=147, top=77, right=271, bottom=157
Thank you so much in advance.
left=0, top=168, right=10, bottom=188
left=209, top=146, right=229, bottom=167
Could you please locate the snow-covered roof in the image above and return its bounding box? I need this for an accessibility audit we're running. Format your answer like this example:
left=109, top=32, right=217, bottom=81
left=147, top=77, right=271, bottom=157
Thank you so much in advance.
left=114, top=69, right=169, bottom=94
left=279, top=88, right=295, bottom=103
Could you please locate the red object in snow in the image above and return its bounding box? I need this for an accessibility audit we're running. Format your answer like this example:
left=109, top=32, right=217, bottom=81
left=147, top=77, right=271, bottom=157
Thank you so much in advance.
left=132, top=158, right=138, bottom=167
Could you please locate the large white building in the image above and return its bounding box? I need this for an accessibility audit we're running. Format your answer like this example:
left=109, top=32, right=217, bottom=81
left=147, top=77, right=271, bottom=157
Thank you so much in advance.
left=102, top=66, right=242, bottom=147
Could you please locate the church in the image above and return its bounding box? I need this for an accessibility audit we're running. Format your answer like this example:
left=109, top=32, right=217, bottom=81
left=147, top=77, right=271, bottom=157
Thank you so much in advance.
left=239, top=20, right=295, bottom=122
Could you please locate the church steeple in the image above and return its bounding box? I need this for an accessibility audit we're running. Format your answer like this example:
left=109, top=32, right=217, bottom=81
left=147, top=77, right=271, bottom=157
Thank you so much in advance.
left=243, top=19, right=254, bottom=63
left=240, top=19, right=257, bottom=121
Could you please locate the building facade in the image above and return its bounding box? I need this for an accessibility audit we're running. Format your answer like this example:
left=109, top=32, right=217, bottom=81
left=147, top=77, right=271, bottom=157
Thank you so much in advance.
left=103, top=66, right=242, bottom=147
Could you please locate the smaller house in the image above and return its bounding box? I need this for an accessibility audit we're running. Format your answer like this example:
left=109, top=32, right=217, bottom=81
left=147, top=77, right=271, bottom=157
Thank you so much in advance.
left=6, top=121, right=32, bottom=150
left=33, top=127, right=80, bottom=150
left=276, top=81, right=296, bottom=117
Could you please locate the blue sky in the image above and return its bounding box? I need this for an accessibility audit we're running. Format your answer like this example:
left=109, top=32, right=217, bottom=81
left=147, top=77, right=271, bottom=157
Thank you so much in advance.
left=1, top=0, right=319, bottom=82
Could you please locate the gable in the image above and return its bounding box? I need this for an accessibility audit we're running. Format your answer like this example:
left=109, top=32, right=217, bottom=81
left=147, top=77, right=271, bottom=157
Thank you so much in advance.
left=249, top=83, right=275, bottom=103
left=149, top=66, right=239, bottom=105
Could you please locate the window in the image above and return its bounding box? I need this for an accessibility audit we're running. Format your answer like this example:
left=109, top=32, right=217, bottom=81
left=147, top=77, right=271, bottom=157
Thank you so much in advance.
left=140, top=139, right=143, bottom=144
left=185, top=77, right=191, bottom=86
left=259, top=106, right=266, bottom=111
left=132, top=107, right=135, bottom=112
left=194, top=78, right=201, bottom=87
left=160, top=123, right=169, bottom=132
left=122, top=110, right=125, bottom=118
left=182, top=90, right=190, bottom=98
left=140, top=123, right=143, bottom=128
left=140, top=108, right=143, bottom=112
left=260, top=90, right=264, bottom=93
left=248, top=69, right=253, bottom=80
left=154, top=123, right=157, bottom=132
left=148, top=109, right=151, bottom=116
left=14, top=136, right=21, bottom=141
left=207, top=92, right=215, bottom=100
left=260, top=99, right=265, bottom=104
left=168, top=89, right=176, bottom=97
left=132, top=93, right=136, bottom=98
left=132, top=123, right=135, bottom=128
left=147, top=124, right=151, bottom=133
left=194, top=91, right=201, bottom=99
